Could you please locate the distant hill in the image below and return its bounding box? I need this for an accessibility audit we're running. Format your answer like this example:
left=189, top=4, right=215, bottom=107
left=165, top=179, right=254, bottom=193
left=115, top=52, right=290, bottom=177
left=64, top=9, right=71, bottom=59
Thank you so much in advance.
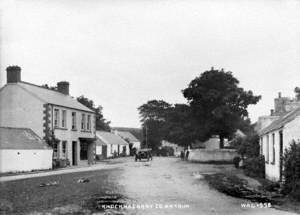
left=112, top=127, right=143, bottom=142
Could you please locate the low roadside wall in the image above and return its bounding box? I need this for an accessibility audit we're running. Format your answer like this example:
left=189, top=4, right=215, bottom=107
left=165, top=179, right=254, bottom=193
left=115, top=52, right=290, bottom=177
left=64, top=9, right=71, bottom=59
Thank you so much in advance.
left=188, top=149, right=237, bottom=163
left=0, top=149, right=53, bottom=173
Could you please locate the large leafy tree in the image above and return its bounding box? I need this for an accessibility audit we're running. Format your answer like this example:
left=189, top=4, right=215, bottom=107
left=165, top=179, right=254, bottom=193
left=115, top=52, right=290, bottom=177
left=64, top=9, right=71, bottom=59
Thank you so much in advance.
left=182, top=68, right=261, bottom=145
left=77, top=95, right=111, bottom=131
left=138, top=100, right=172, bottom=151
left=163, top=104, right=199, bottom=146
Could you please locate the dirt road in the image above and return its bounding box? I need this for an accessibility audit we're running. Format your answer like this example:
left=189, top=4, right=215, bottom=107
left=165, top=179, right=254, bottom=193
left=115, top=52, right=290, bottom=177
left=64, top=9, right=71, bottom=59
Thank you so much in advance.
left=116, top=157, right=295, bottom=215
left=0, top=157, right=296, bottom=214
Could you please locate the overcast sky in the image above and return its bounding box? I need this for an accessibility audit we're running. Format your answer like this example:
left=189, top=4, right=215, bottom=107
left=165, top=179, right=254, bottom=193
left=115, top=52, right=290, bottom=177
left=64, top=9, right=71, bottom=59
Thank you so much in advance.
left=1, top=0, right=300, bottom=128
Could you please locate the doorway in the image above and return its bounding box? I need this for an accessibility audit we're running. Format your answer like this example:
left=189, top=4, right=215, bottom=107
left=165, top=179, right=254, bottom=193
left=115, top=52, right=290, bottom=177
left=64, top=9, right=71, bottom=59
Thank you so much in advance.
left=279, top=131, right=283, bottom=181
left=72, top=141, right=78, bottom=166
left=102, top=145, right=107, bottom=159
left=80, top=142, right=88, bottom=160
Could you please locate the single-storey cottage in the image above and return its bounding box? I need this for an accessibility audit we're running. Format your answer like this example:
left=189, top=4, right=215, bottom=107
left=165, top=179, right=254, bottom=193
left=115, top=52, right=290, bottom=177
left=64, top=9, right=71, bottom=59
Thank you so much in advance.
left=259, top=107, right=300, bottom=181
left=96, top=131, right=130, bottom=158
left=113, top=130, right=141, bottom=153
left=0, top=127, right=53, bottom=173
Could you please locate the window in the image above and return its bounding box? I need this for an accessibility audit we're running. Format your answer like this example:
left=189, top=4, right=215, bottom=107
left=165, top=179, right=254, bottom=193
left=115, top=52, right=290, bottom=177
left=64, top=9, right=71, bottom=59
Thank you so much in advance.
left=266, top=135, right=269, bottom=163
left=53, top=142, right=58, bottom=158
left=272, top=133, right=275, bottom=164
left=87, top=115, right=91, bottom=131
left=81, top=114, right=86, bottom=130
left=62, top=110, right=67, bottom=128
left=72, top=112, right=77, bottom=130
left=62, top=141, right=67, bottom=158
left=54, top=109, right=60, bottom=127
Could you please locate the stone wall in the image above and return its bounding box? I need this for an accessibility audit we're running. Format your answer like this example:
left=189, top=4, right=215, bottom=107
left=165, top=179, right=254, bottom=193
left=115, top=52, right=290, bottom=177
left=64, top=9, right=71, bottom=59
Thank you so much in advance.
left=188, top=149, right=237, bottom=163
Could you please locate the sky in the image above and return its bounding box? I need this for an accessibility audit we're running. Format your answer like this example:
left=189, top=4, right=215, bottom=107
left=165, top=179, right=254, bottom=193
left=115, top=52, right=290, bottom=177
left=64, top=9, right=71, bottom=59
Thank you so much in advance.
left=1, top=0, right=300, bottom=128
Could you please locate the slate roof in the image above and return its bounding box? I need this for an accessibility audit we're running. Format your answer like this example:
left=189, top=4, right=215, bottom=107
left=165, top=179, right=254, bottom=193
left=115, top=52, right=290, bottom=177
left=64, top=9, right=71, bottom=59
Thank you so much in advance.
left=95, top=136, right=106, bottom=146
left=115, top=131, right=140, bottom=142
left=9, top=82, right=94, bottom=113
left=96, top=131, right=128, bottom=145
left=259, top=107, right=300, bottom=135
left=0, top=127, right=51, bottom=150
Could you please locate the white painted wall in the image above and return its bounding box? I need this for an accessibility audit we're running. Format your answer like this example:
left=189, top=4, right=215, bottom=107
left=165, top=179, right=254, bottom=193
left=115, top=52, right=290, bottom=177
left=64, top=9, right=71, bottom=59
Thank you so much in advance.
left=48, top=105, right=96, bottom=165
left=204, top=137, right=220, bottom=150
left=0, top=85, right=96, bottom=166
left=188, top=149, right=237, bottom=162
left=105, top=144, right=129, bottom=158
left=260, top=116, right=300, bottom=181
left=96, top=145, right=102, bottom=155
left=282, top=116, right=300, bottom=149
left=132, top=141, right=141, bottom=149
left=261, top=131, right=281, bottom=181
left=0, top=84, right=44, bottom=137
left=0, top=149, right=53, bottom=173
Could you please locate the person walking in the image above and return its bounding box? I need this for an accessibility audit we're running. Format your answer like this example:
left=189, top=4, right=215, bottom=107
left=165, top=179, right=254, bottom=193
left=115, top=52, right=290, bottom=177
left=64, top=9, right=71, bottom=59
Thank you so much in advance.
left=180, top=151, right=184, bottom=160
left=185, top=150, right=190, bottom=161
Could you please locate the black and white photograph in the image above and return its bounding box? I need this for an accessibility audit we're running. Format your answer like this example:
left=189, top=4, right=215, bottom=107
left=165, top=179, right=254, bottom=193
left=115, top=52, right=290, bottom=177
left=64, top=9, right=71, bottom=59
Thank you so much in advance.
left=0, top=0, right=300, bottom=214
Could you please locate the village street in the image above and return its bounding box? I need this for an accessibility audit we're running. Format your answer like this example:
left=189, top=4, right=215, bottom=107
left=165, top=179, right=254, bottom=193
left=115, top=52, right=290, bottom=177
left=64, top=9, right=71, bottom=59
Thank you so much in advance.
left=0, top=157, right=296, bottom=215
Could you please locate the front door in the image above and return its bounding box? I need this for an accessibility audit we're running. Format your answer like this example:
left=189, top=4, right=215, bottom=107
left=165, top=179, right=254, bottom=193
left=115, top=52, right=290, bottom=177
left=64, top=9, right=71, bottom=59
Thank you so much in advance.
left=279, top=131, right=283, bottom=181
left=72, top=141, right=77, bottom=166
left=102, top=145, right=107, bottom=159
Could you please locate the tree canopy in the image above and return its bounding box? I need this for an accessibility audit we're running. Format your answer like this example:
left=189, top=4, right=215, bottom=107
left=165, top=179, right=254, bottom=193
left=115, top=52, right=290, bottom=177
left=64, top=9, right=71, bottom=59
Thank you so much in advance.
left=138, top=100, right=172, bottom=123
left=77, top=95, right=111, bottom=131
left=138, top=100, right=172, bottom=151
left=138, top=67, right=261, bottom=148
left=182, top=68, right=261, bottom=142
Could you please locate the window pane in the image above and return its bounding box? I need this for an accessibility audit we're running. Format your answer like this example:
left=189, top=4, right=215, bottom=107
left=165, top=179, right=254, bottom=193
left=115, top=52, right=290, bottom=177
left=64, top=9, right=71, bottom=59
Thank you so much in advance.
left=81, top=114, right=86, bottom=130
left=54, top=109, right=59, bottom=127
left=72, top=112, right=76, bottom=129
left=62, top=110, right=66, bottom=128
left=87, top=115, right=91, bottom=130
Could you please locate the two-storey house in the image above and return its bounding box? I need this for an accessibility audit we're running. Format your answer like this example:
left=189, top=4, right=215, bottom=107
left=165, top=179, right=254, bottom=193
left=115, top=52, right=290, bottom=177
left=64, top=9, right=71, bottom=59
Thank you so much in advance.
left=0, top=66, right=96, bottom=167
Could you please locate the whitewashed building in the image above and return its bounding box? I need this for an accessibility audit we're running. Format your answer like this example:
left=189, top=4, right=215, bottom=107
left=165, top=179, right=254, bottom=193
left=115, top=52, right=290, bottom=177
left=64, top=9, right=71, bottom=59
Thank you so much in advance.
left=259, top=107, right=300, bottom=181
left=0, top=127, right=53, bottom=173
left=96, top=131, right=130, bottom=158
left=0, top=66, right=96, bottom=167
left=113, top=130, right=141, bottom=150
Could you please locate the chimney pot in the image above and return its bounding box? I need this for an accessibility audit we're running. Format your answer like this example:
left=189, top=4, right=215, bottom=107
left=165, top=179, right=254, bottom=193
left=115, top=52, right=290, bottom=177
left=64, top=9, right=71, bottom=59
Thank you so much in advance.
left=271, top=109, right=274, bottom=115
left=6, top=66, right=21, bottom=83
left=57, top=81, right=69, bottom=95
left=278, top=92, right=282, bottom=98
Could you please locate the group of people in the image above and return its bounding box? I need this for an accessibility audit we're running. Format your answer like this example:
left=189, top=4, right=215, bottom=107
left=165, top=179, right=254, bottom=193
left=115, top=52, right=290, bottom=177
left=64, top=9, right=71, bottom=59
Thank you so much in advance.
left=180, top=150, right=189, bottom=161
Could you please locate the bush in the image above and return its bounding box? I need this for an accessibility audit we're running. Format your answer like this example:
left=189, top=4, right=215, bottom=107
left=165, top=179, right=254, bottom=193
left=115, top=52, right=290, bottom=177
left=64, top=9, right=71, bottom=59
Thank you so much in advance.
left=52, top=159, right=68, bottom=168
left=233, top=156, right=241, bottom=168
left=243, top=155, right=265, bottom=178
left=290, top=181, right=300, bottom=201
left=282, top=141, right=300, bottom=198
left=231, top=134, right=260, bottom=158
left=159, top=146, right=174, bottom=156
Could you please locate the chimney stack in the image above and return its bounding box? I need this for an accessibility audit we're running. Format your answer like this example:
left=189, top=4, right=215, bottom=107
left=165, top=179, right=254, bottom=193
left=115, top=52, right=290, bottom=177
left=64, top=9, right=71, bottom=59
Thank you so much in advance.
left=278, top=92, right=282, bottom=98
left=6, top=66, right=21, bottom=83
left=270, top=109, right=274, bottom=116
left=57, top=81, right=69, bottom=95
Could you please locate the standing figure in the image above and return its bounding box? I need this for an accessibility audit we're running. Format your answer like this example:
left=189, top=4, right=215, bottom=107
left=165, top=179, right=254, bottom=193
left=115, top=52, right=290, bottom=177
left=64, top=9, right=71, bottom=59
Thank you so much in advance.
left=185, top=150, right=190, bottom=161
